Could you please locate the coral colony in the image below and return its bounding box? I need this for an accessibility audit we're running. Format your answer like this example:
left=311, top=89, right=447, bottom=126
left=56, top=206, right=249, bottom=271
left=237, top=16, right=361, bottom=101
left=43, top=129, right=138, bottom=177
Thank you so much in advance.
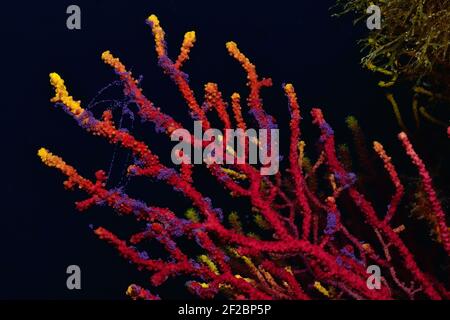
left=38, top=15, right=449, bottom=300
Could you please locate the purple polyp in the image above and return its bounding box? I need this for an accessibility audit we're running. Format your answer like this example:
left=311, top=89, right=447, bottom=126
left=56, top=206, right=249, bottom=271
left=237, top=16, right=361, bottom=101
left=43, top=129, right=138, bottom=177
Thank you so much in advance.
left=139, top=251, right=149, bottom=260
left=324, top=211, right=337, bottom=235
left=157, top=168, right=176, bottom=180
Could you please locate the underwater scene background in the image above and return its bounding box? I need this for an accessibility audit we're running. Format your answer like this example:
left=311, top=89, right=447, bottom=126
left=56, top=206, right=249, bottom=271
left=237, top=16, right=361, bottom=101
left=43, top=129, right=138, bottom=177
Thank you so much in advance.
left=1, top=0, right=448, bottom=299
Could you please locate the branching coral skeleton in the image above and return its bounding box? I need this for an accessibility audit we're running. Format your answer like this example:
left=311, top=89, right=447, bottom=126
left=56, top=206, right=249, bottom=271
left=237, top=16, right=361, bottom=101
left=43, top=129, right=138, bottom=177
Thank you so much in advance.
left=39, top=14, right=449, bottom=300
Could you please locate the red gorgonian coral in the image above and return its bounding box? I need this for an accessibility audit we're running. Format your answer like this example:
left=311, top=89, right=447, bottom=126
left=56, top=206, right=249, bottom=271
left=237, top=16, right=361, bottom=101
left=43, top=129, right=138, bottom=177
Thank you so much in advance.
left=38, top=14, right=449, bottom=300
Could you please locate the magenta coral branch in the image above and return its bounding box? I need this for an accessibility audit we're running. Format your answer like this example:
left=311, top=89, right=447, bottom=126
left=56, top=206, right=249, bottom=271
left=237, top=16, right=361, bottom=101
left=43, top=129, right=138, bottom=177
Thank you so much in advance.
left=310, top=108, right=442, bottom=299
left=284, top=84, right=313, bottom=240
left=373, top=141, right=404, bottom=223
left=398, top=132, right=450, bottom=255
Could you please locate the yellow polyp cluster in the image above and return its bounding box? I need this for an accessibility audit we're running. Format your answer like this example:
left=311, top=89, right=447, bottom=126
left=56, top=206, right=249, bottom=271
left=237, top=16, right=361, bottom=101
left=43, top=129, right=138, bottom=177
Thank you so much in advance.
left=231, top=92, right=240, bottom=101
left=393, top=225, right=406, bottom=233
left=204, top=83, right=219, bottom=98
left=38, top=148, right=68, bottom=171
left=147, top=15, right=166, bottom=58
left=240, top=256, right=255, bottom=270
left=254, top=214, right=270, bottom=230
left=228, top=211, right=243, bottom=233
left=101, top=51, right=127, bottom=74
left=218, top=283, right=233, bottom=291
left=229, top=249, right=261, bottom=284
left=230, top=92, right=246, bottom=129
left=234, top=274, right=254, bottom=283
left=314, top=281, right=331, bottom=297
left=221, top=168, right=247, bottom=181
left=284, top=83, right=296, bottom=97
left=212, top=134, right=239, bottom=159
left=184, top=208, right=200, bottom=222
left=345, top=115, right=359, bottom=131
left=298, top=141, right=306, bottom=165
left=246, top=232, right=260, bottom=239
left=362, top=243, right=372, bottom=252
left=204, top=83, right=225, bottom=114
left=126, top=284, right=139, bottom=298
left=372, top=141, right=384, bottom=156
left=176, top=31, right=196, bottom=68
left=240, top=256, right=259, bottom=278
left=37, top=147, right=52, bottom=162
left=232, top=249, right=295, bottom=295
left=260, top=270, right=280, bottom=290
left=302, top=156, right=313, bottom=174
left=284, top=266, right=293, bottom=275
left=199, top=282, right=210, bottom=289
left=38, top=148, right=84, bottom=188
left=184, top=31, right=196, bottom=44
left=198, top=255, right=220, bottom=275
left=226, top=41, right=256, bottom=76
left=225, top=41, right=239, bottom=56
left=49, top=73, right=84, bottom=116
